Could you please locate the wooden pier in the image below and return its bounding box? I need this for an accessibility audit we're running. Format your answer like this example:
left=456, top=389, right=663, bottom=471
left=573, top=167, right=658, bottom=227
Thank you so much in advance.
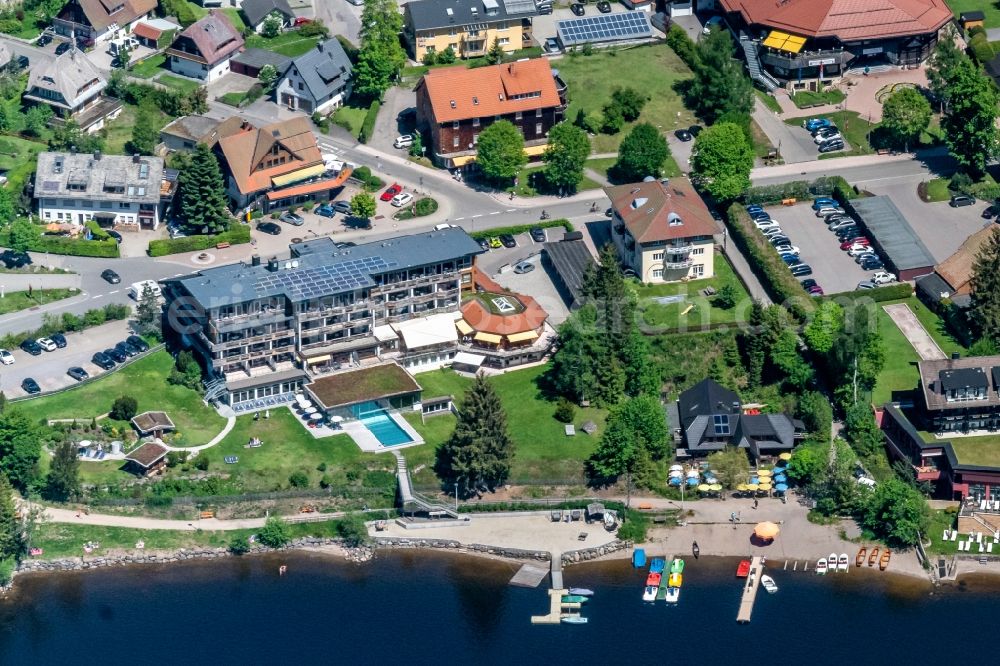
left=530, top=588, right=570, bottom=624
left=736, top=556, right=765, bottom=624
left=550, top=551, right=563, bottom=589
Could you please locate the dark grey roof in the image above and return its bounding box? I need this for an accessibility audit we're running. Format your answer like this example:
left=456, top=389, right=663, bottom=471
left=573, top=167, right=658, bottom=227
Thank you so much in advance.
left=35, top=152, right=163, bottom=205
left=915, top=271, right=953, bottom=304
left=677, top=378, right=740, bottom=430
left=939, top=367, right=988, bottom=392
left=176, top=227, right=483, bottom=308
left=847, top=196, right=936, bottom=271
left=405, top=0, right=537, bottom=32
left=287, top=38, right=352, bottom=103
left=241, top=0, right=295, bottom=27
left=543, top=239, right=594, bottom=305
left=231, top=47, right=292, bottom=72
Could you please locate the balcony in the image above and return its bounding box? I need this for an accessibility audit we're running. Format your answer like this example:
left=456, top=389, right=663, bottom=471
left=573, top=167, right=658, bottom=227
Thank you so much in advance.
left=664, top=243, right=694, bottom=254
left=759, top=47, right=852, bottom=73
left=662, top=259, right=692, bottom=270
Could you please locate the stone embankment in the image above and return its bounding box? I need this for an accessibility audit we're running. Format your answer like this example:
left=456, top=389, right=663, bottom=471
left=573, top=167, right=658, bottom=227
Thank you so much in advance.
left=374, top=536, right=550, bottom=561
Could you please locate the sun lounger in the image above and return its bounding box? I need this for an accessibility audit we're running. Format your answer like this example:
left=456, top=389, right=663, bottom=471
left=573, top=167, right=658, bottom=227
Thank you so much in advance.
left=990, top=542, right=994, bottom=554
left=977, top=532, right=984, bottom=543
left=982, top=500, right=988, bottom=511
left=98, top=451, right=105, bottom=460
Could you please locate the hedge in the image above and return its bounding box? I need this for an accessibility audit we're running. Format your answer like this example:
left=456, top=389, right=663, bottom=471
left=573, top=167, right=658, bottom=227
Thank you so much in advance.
left=468, top=219, right=573, bottom=241
left=351, top=165, right=384, bottom=191
left=358, top=99, right=381, bottom=144
left=0, top=226, right=119, bottom=258
left=724, top=204, right=814, bottom=319
left=665, top=24, right=698, bottom=69
left=970, top=181, right=1000, bottom=202
left=743, top=175, right=859, bottom=206
left=821, top=282, right=913, bottom=303
left=969, top=33, right=995, bottom=65
left=148, top=224, right=251, bottom=256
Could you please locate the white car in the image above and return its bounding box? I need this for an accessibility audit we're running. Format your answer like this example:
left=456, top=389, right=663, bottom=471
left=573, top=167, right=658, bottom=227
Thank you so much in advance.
left=0, top=349, right=13, bottom=365
left=36, top=337, right=57, bottom=352
left=774, top=245, right=800, bottom=255
left=872, top=271, right=897, bottom=285
left=393, top=134, right=413, bottom=149
left=815, top=132, right=843, bottom=145
left=703, top=16, right=724, bottom=34
left=390, top=192, right=414, bottom=207
left=761, top=227, right=784, bottom=237
left=848, top=246, right=874, bottom=257
left=815, top=207, right=845, bottom=217
left=755, top=219, right=779, bottom=229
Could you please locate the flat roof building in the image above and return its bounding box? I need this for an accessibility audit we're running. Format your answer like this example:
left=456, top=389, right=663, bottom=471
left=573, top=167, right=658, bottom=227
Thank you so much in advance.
left=846, top=195, right=935, bottom=281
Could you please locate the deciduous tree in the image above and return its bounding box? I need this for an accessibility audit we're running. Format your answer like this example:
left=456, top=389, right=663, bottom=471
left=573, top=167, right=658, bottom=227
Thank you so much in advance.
left=350, top=192, right=376, bottom=221
left=691, top=122, right=754, bottom=201
left=0, top=409, right=41, bottom=492
left=610, top=87, right=647, bottom=121
left=860, top=477, right=929, bottom=546
left=476, top=119, right=526, bottom=183
left=0, top=473, right=23, bottom=560
left=8, top=219, right=38, bottom=254
left=129, top=97, right=159, bottom=155
left=941, top=57, right=999, bottom=178
left=542, top=121, right=590, bottom=194
left=178, top=143, right=229, bottom=234
left=803, top=301, right=843, bottom=354
left=257, top=515, right=290, bottom=548
left=927, top=32, right=964, bottom=112
left=611, top=122, right=668, bottom=182
left=260, top=12, right=283, bottom=39
left=257, top=64, right=279, bottom=92
left=588, top=395, right=667, bottom=499
left=706, top=447, right=750, bottom=490
left=110, top=395, right=138, bottom=421
left=353, top=0, right=405, bottom=99
left=881, top=87, right=931, bottom=151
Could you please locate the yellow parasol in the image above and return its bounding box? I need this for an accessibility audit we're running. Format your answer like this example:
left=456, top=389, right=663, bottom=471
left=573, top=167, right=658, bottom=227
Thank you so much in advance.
left=697, top=484, right=711, bottom=492
left=758, top=481, right=773, bottom=490
left=754, top=521, right=780, bottom=540
left=710, top=483, right=723, bottom=491
left=745, top=483, right=760, bottom=491
left=779, top=452, right=793, bottom=461
left=758, top=469, right=773, bottom=477
left=736, top=483, right=748, bottom=491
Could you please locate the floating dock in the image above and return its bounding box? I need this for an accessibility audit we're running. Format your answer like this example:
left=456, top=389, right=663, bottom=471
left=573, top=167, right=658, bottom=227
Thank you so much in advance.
left=736, top=556, right=765, bottom=624
left=530, top=588, right=570, bottom=624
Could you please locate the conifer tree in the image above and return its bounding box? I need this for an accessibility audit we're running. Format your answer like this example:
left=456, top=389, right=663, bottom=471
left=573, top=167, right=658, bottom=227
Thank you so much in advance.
left=0, top=472, right=24, bottom=560
left=178, top=143, right=230, bottom=234
left=970, top=228, right=1000, bottom=346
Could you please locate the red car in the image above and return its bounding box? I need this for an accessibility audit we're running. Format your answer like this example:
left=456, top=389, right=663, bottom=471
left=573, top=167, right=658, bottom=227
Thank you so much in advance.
left=294, top=17, right=312, bottom=26
left=380, top=183, right=402, bottom=201
left=807, top=285, right=825, bottom=296
left=839, top=237, right=870, bottom=250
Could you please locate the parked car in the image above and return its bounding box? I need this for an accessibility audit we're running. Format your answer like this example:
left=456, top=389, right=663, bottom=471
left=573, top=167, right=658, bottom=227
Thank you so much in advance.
left=781, top=255, right=802, bottom=266
left=570, top=2, right=585, bottom=15
left=815, top=206, right=845, bottom=217
left=331, top=200, right=352, bottom=214
left=106, top=347, right=126, bottom=364
left=20, top=339, right=42, bottom=356
left=804, top=118, right=832, bottom=131
left=596, top=0, right=611, bottom=11
left=127, top=335, right=149, bottom=352
left=381, top=183, right=403, bottom=201
left=856, top=280, right=876, bottom=290
left=675, top=129, right=693, bottom=142
left=828, top=219, right=856, bottom=231
left=812, top=197, right=837, bottom=209
left=514, top=261, right=535, bottom=274
left=106, top=230, right=122, bottom=243
left=116, top=341, right=138, bottom=358
left=774, top=244, right=800, bottom=255
left=703, top=15, right=723, bottom=33
left=390, top=192, right=414, bottom=207
left=50, top=332, right=67, bottom=348
left=872, top=271, right=897, bottom=285
left=393, top=134, right=413, bottom=149
left=811, top=124, right=839, bottom=137
left=814, top=131, right=842, bottom=145
left=543, top=37, right=559, bottom=53
left=67, top=366, right=89, bottom=381
left=0, top=349, right=12, bottom=365
left=790, top=264, right=813, bottom=277
left=488, top=237, right=503, bottom=249
left=840, top=238, right=869, bottom=250
left=746, top=205, right=764, bottom=215
left=688, top=125, right=703, bottom=137
left=15, top=54, right=28, bottom=69
left=478, top=238, right=491, bottom=251
left=256, top=221, right=281, bottom=235
left=530, top=227, right=547, bottom=243
left=847, top=245, right=874, bottom=257
left=55, top=41, right=71, bottom=55
left=768, top=235, right=790, bottom=245
left=280, top=211, right=304, bottom=226
left=819, top=140, right=845, bottom=153
left=825, top=212, right=852, bottom=224
left=761, top=227, right=784, bottom=237
left=859, top=256, right=884, bottom=270
left=315, top=203, right=335, bottom=218
left=950, top=193, right=976, bottom=207
left=92, top=351, right=115, bottom=370
left=800, top=279, right=818, bottom=290
left=499, top=234, right=517, bottom=248
left=982, top=206, right=996, bottom=219
left=807, top=285, right=825, bottom=296
left=101, top=268, right=121, bottom=284
left=834, top=227, right=861, bottom=240
left=21, top=378, right=40, bottom=395
left=36, top=33, right=52, bottom=47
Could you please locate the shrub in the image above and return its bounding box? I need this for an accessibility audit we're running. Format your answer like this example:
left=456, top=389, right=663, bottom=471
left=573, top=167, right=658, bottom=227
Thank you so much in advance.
left=194, top=456, right=209, bottom=471
left=821, top=282, right=913, bottom=302
left=144, top=495, right=173, bottom=508
left=166, top=451, right=189, bottom=468
left=147, top=225, right=250, bottom=256
left=422, top=51, right=436, bottom=65
left=666, top=24, right=698, bottom=68
left=289, top=471, right=309, bottom=488
left=228, top=535, right=251, bottom=555
left=351, top=165, right=384, bottom=190
left=110, top=395, right=138, bottom=421
left=468, top=219, right=573, bottom=241
left=0, top=557, right=15, bottom=586
left=336, top=514, right=370, bottom=547
left=0, top=226, right=119, bottom=258
left=969, top=34, right=995, bottom=64
left=316, top=462, right=327, bottom=472
left=257, top=516, right=291, bottom=548
left=950, top=172, right=973, bottom=191
left=616, top=512, right=649, bottom=542
left=357, top=99, right=381, bottom=144
left=414, top=197, right=438, bottom=216
left=319, top=474, right=332, bottom=489
left=554, top=397, right=576, bottom=424
left=743, top=175, right=857, bottom=206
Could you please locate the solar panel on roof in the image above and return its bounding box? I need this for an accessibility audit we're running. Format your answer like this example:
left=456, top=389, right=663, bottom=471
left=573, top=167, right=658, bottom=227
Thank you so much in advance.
left=556, top=12, right=651, bottom=46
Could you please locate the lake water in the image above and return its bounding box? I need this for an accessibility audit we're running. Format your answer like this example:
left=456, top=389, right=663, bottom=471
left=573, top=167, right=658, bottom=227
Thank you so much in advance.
left=1, top=551, right=997, bottom=665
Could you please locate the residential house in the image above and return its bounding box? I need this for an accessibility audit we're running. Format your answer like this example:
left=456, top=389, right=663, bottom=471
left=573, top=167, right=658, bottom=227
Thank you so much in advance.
left=241, top=0, right=296, bottom=33
left=230, top=48, right=292, bottom=79
left=215, top=116, right=347, bottom=211
left=23, top=48, right=122, bottom=133
left=159, top=115, right=247, bottom=152
left=674, top=378, right=803, bottom=460
left=34, top=151, right=167, bottom=230
left=415, top=58, right=565, bottom=169
left=132, top=18, right=181, bottom=49
left=917, top=225, right=993, bottom=313
left=404, top=0, right=538, bottom=62
left=166, top=10, right=244, bottom=82
left=162, top=227, right=484, bottom=406
left=606, top=178, right=719, bottom=283
left=275, top=38, right=353, bottom=114
left=53, top=0, right=157, bottom=44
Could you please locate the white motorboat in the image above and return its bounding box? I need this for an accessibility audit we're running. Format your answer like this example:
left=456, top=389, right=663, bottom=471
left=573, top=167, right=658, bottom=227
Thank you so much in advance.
left=569, top=588, right=594, bottom=597
left=828, top=552, right=838, bottom=568
left=761, top=574, right=778, bottom=593
left=816, top=558, right=828, bottom=575
left=837, top=553, right=849, bottom=572
left=664, top=587, right=680, bottom=604
left=642, top=585, right=657, bottom=602
left=561, top=614, right=588, bottom=624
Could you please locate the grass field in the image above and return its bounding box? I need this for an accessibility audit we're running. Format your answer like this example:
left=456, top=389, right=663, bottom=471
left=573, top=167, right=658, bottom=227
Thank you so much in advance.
left=635, top=253, right=751, bottom=330
left=331, top=102, right=369, bottom=138
left=220, top=7, right=246, bottom=32
left=101, top=104, right=174, bottom=155
left=945, top=0, right=1000, bottom=27
left=0, top=289, right=76, bottom=315
left=754, top=88, right=782, bottom=114
left=921, top=178, right=951, bottom=202
left=404, top=365, right=608, bottom=485
left=0, top=135, right=46, bottom=173
left=925, top=508, right=959, bottom=555
left=556, top=43, right=696, bottom=154
left=509, top=164, right=604, bottom=197
left=16, top=351, right=226, bottom=446
left=949, top=435, right=1000, bottom=467
left=157, top=74, right=202, bottom=94
left=130, top=54, right=166, bottom=79
left=789, top=88, right=846, bottom=108
left=871, top=297, right=966, bottom=406
left=246, top=32, right=320, bottom=58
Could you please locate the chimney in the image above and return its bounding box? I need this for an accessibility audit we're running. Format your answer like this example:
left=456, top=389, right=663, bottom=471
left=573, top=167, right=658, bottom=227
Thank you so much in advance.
left=508, top=63, right=514, bottom=74
left=952, top=352, right=960, bottom=360
left=732, top=401, right=740, bottom=412
left=251, top=254, right=261, bottom=267
left=133, top=154, right=141, bottom=163
left=267, top=257, right=279, bottom=272
left=317, top=41, right=324, bottom=52
left=93, top=150, right=101, bottom=160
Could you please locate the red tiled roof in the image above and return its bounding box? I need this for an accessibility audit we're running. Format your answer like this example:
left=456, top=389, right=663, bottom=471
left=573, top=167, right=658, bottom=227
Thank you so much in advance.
left=218, top=117, right=322, bottom=195
left=719, top=0, right=951, bottom=40
left=418, top=59, right=561, bottom=124
left=168, top=10, right=244, bottom=65
left=605, top=178, right=719, bottom=244
left=461, top=272, right=548, bottom=336
left=133, top=22, right=163, bottom=41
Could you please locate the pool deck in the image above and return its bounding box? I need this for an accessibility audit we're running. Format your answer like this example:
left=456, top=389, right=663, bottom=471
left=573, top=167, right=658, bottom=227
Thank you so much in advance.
left=342, top=410, right=425, bottom=452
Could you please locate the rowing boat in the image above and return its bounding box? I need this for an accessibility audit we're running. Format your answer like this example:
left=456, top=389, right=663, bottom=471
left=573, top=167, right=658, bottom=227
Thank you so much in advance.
left=869, top=547, right=879, bottom=567
left=880, top=549, right=891, bottom=571
left=856, top=547, right=866, bottom=567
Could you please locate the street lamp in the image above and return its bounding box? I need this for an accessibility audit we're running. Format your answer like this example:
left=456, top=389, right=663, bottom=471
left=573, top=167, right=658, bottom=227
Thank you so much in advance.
left=454, top=482, right=459, bottom=511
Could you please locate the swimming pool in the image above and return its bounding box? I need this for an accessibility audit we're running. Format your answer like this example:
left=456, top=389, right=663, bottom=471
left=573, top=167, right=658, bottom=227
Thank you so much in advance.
left=361, top=409, right=414, bottom=447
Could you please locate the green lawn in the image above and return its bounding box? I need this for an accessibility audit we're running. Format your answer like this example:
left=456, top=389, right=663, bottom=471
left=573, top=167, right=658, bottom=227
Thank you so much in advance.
left=130, top=54, right=166, bottom=79
left=946, top=0, right=1000, bottom=28
left=634, top=253, right=751, bottom=330
left=789, top=88, right=846, bottom=108
left=754, top=88, right=782, bottom=114
left=921, top=177, right=951, bottom=202
left=246, top=31, right=320, bottom=58
left=331, top=101, right=369, bottom=138
left=948, top=434, right=1000, bottom=468
left=156, top=74, right=202, bottom=94
left=406, top=365, right=608, bottom=485
left=871, top=298, right=966, bottom=406
left=0, top=289, right=76, bottom=314
left=101, top=103, right=174, bottom=155
left=925, top=508, right=959, bottom=555
left=218, top=91, right=249, bottom=107
left=556, top=43, right=696, bottom=153
left=16, top=351, right=226, bottom=446
left=509, top=164, right=603, bottom=197
left=0, top=135, right=46, bottom=173
left=750, top=118, right=776, bottom=159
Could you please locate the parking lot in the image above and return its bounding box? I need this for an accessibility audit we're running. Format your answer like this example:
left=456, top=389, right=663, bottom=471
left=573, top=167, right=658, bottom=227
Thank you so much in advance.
left=784, top=121, right=850, bottom=159
left=757, top=203, right=870, bottom=294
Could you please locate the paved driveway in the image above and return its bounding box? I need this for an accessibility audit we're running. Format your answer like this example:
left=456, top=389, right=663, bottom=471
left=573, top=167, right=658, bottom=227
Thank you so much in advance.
left=752, top=98, right=821, bottom=164
left=761, top=203, right=869, bottom=294
left=311, top=0, right=363, bottom=44
left=367, top=86, right=416, bottom=155
left=864, top=182, right=990, bottom=263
